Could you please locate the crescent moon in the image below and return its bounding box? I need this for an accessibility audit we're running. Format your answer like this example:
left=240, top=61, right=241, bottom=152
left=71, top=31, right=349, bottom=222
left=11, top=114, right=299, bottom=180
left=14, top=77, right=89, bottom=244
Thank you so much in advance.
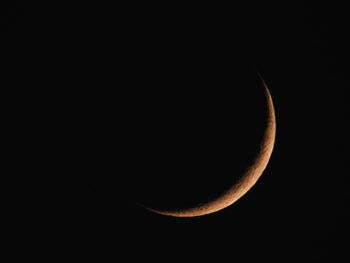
left=139, top=78, right=276, bottom=217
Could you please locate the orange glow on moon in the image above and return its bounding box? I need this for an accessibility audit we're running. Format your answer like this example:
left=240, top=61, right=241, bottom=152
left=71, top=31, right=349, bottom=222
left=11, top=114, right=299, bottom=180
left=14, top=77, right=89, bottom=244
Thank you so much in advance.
left=139, top=78, right=276, bottom=217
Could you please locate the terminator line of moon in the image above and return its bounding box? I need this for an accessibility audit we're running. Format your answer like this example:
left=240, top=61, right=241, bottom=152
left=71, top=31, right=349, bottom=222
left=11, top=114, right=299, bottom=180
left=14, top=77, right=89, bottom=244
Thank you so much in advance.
left=138, top=77, right=276, bottom=217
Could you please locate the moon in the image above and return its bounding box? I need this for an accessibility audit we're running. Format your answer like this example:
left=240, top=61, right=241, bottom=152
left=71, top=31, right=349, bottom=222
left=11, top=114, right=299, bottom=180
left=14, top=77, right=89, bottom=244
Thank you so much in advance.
left=139, top=77, right=276, bottom=217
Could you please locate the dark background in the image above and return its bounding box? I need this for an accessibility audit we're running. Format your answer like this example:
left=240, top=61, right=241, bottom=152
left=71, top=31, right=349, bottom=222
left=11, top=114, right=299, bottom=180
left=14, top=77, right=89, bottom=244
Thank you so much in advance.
left=5, top=2, right=347, bottom=262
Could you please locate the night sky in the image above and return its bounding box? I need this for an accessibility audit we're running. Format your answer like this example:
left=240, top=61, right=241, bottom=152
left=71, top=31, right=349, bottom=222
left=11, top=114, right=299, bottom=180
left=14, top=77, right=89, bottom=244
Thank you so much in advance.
left=6, top=2, right=347, bottom=262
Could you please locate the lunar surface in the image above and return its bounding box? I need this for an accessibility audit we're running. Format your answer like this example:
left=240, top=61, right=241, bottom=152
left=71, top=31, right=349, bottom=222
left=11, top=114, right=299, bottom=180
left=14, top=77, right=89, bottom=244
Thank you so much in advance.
left=139, top=78, right=276, bottom=217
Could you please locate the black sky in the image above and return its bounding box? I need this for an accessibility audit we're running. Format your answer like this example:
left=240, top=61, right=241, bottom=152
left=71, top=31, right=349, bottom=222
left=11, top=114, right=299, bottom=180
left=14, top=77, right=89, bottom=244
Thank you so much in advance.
left=6, top=2, right=347, bottom=262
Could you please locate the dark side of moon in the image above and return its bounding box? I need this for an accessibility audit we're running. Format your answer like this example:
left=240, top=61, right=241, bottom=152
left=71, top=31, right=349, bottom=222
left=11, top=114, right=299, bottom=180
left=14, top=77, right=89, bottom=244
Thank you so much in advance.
left=127, top=70, right=275, bottom=217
